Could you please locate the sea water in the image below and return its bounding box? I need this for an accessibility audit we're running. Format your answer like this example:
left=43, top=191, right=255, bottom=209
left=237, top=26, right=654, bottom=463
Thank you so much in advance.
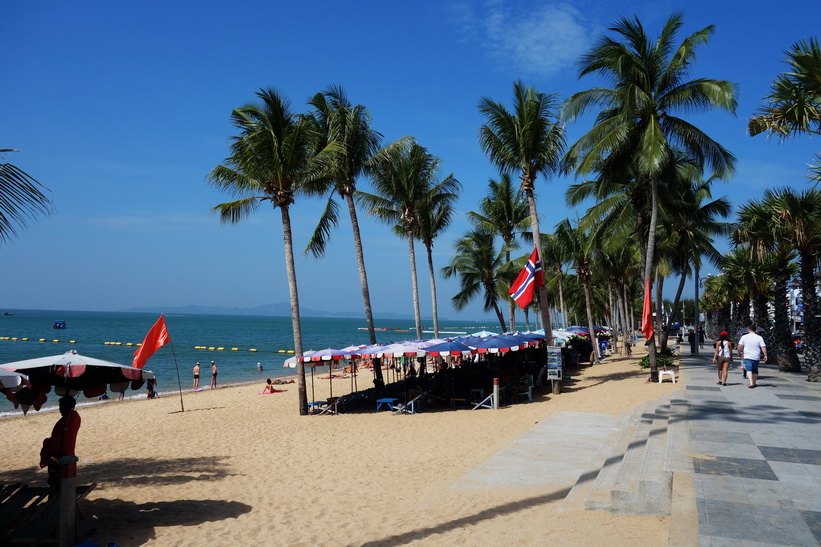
left=0, top=309, right=491, bottom=414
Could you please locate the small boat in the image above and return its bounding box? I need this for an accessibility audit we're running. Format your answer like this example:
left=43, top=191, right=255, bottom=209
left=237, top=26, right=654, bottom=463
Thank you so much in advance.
left=53, top=320, right=67, bottom=329
left=3, top=312, right=11, bottom=316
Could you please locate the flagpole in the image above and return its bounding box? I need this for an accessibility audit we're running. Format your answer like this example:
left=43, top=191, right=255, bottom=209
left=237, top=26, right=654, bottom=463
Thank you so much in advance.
left=166, top=336, right=185, bottom=412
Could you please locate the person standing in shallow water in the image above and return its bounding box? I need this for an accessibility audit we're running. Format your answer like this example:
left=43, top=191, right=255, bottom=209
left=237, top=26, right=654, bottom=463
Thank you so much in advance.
left=210, top=360, right=218, bottom=389
left=193, top=362, right=200, bottom=390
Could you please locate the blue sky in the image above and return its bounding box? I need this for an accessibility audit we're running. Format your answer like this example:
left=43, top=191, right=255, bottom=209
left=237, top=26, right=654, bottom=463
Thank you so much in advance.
left=3, top=0, right=819, bottom=322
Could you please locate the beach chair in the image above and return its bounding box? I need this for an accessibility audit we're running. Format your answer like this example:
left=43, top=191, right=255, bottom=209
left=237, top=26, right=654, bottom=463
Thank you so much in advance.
left=392, top=390, right=428, bottom=414
left=318, top=397, right=340, bottom=415
left=517, top=385, right=533, bottom=402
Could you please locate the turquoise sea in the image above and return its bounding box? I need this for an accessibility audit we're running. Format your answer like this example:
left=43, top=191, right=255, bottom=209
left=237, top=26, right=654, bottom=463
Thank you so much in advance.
left=0, top=309, right=491, bottom=414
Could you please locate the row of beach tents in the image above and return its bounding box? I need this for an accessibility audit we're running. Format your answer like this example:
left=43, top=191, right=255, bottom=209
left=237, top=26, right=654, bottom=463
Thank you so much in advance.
left=282, top=328, right=598, bottom=368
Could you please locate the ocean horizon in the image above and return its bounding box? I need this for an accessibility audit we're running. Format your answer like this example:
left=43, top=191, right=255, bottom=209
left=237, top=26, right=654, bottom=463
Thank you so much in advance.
left=0, top=308, right=496, bottom=415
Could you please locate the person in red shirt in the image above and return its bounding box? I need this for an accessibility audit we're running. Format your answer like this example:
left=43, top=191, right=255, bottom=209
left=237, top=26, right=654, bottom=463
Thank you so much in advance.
left=39, top=396, right=81, bottom=491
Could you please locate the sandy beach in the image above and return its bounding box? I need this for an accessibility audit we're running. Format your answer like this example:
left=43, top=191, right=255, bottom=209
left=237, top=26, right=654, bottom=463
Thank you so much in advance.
left=0, top=351, right=680, bottom=546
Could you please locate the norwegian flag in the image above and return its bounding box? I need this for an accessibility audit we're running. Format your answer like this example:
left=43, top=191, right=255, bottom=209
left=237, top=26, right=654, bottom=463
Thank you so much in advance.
left=508, top=247, right=545, bottom=308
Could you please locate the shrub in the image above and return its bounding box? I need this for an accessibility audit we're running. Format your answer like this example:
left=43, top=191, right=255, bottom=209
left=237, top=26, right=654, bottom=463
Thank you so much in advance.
left=639, top=352, right=675, bottom=369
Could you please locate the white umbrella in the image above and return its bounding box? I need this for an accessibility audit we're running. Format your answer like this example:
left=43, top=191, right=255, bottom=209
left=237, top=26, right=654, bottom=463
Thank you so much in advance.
left=0, top=350, right=155, bottom=413
left=0, top=369, right=28, bottom=389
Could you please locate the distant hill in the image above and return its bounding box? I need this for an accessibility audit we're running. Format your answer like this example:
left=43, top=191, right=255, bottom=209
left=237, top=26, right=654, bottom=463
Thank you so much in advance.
left=122, top=303, right=448, bottom=321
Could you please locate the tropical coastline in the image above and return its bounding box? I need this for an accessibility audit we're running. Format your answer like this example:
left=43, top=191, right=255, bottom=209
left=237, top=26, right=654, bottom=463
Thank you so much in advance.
left=0, top=350, right=674, bottom=546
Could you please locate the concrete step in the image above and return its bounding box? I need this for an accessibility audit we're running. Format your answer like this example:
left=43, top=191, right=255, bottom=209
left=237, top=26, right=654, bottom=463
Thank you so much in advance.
left=560, top=403, right=641, bottom=510
left=585, top=396, right=675, bottom=516
left=578, top=400, right=654, bottom=510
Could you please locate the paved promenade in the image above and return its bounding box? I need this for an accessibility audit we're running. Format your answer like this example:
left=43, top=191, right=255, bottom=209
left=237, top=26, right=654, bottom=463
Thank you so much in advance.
left=678, top=353, right=821, bottom=546
left=451, top=353, right=821, bottom=546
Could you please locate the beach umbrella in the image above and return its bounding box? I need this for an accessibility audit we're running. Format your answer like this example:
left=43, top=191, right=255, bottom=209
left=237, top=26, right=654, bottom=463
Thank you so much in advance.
left=468, top=335, right=522, bottom=353
left=467, top=330, right=498, bottom=337
left=0, top=350, right=155, bottom=414
left=380, top=342, right=426, bottom=358
left=423, top=339, right=475, bottom=356
left=0, top=369, right=29, bottom=389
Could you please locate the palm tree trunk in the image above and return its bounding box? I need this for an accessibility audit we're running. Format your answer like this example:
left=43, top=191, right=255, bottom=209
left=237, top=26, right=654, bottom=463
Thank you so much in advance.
left=492, top=301, right=507, bottom=331
left=346, top=194, right=376, bottom=344
left=524, top=307, right=531, bottom=330
left=506, top=250, right=515, bottom=331
left=406, top=232, right=423, bottom=340
left=583, top=279, right=599, bottom=362
left=655, top=272, right=665, bottom=351
left=281, top=205, right=307, bottom=415
left=425, top=243, right=440, bottom=339
left=616, top=292, right=627, bottom=354
left=345, top=194, right=384, bottom=387
left=622, top=282, right=632, bottom=342
left=772, top=268, right=801, bottom=372
left=644, top=177, right=661, bottom=375
left=661, top=270, right=688, bottom=351
left=801, top=253, right=821, bottom=380
left=607, top=283, right=619, bottom=351
left=558, top=274, right=567, bottom=330
left=525, top=188, right=552, bottom=345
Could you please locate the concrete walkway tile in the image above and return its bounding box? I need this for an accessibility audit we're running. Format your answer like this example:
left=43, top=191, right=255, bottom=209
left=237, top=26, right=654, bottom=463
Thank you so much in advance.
left=756, top=500, right=818, bottom=545
left=701, top=499, right=763, bottom=542
left=799, top=510, right=821, bottom=544
left=697, top=474, right=750, bottom=504
left=692, top=440, right=764, bottom=460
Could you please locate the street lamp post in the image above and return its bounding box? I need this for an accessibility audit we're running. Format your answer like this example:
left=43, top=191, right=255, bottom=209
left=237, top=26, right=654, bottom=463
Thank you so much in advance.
left=694, top=269, right=711, bottom=357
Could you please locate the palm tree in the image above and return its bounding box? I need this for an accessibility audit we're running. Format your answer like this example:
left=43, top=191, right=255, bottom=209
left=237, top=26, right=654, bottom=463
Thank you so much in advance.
left=479, top=81, right=566, bottom=342
left=209, top=88, right=340, bottom=415
left=766, top=188, right=821, bottom=380
left=305, top=86, right=383, bottom=338
left=563, top=13, right=737, bottom=372
left=658, top=178, right=730, bottom=350
left=360, top=141, right=459, bottom=339
left=733, top=194, right=801, bottom=372
left=304, top=86, right=388, bottom=387
left=749, top=38, right=821, bottom=184
left=555, top=219, right=601, bottom=362
left=541, top=232, right=570, bottom=330
left=0, top=149, right=52, bottom=244
left=749, top=38, right=821, bottom=139
left=416, top=182, right=460, bottom=339
left=441, top=228, right=510, bottom=331
left=466, top=173, right=531, bottom=330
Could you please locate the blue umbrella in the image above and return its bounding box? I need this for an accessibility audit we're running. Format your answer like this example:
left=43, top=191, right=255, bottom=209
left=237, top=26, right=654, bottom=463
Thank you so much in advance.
left=423, top=339, right=475, bottom=356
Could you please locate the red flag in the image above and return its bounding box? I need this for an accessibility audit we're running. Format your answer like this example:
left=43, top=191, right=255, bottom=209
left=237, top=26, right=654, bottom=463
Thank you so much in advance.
left=133, top=315, right=170, bottom=369
left=640, top=278, right=654, bottom=341
left=508, top=247, right=545, bottom=309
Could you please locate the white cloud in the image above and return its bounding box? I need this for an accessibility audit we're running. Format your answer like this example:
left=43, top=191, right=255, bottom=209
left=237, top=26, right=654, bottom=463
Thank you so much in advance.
left=448, top=1, right=590, bottom=77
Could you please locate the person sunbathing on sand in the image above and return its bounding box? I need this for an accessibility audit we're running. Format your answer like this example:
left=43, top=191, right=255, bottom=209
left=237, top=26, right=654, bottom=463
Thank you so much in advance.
left=262, top=379, right=274, bottom=394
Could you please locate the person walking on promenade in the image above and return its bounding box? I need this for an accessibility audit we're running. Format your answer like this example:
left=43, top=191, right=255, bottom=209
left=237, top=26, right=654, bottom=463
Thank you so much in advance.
left=711, top=331, right=734, bottom=386
left=210, top=360, right=218, bottom=389
left=193, top=362, right=200, bottom=390
left=698, top=328, right=705, bottom=349
left=737, top=324, right=767, bottom=388
left=687, top=328, right=697, bottom=355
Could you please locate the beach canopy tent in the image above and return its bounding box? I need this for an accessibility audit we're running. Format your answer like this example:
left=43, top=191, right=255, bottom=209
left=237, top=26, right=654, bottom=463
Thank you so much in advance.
left=298, top=348, right=360, bottom=362
left=422, top=339, right=475, bottom=356
left=467, top=330, right=497, bottom=338
left=0, top=350, right=155, bottom=414
left=467, top=335, right=524, bottom=353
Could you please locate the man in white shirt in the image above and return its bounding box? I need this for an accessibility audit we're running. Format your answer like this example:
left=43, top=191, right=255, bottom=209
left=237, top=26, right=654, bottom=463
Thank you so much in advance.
left=737, top=324, right=767, bottom=388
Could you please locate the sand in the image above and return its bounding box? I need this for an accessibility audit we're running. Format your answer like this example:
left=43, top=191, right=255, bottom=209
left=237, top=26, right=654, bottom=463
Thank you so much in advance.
left=0, top=350, right=681, bottom=546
